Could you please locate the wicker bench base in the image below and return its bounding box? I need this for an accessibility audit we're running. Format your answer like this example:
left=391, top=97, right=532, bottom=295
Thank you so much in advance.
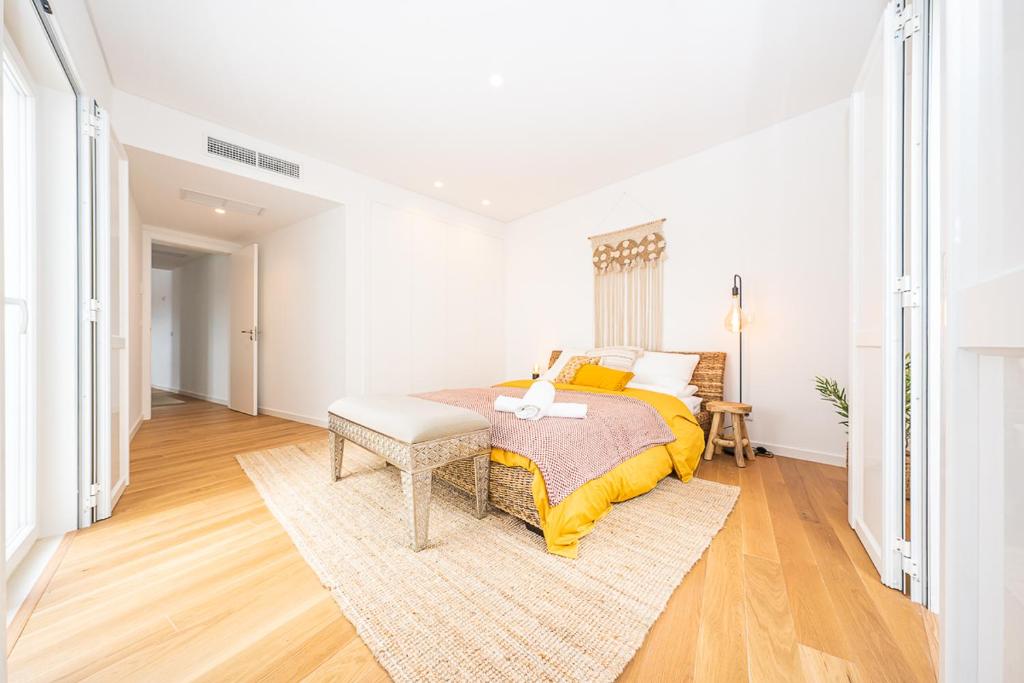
left=436, top=458, right=541, bottom=528
left=435, top=409, right=712, bottom=531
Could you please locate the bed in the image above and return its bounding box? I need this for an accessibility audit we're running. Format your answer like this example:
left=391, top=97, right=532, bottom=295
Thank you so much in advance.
left=435, top=350, right=726, bottom=558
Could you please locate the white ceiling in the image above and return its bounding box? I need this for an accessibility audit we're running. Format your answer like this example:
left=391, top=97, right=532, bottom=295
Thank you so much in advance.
left=91, top=1, right=884, bottom=222
left=127, top=146, right=339, bottom=242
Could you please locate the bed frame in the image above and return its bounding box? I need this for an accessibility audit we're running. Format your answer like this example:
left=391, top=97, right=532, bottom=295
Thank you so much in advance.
left=435, top=350, right=726, bottom=528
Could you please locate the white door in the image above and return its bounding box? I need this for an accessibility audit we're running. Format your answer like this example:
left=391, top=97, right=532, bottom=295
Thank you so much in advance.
left=939, top=1, right=1024, bottom=679
left=850, top=0, right=932, bottom=598
left=96, top=138, right=130, bottom=520
left=229, top=244, right=258, bottom=415
left=849, top=13, right=890, bottom=577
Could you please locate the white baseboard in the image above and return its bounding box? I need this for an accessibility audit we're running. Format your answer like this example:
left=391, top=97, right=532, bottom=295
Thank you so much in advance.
left=129, top=415, right=144, bottom=441
left=258, top=406, right=328, bottom=428
left=752, top=441, right=847, bottom=468
left=111, top=476, right=128, bottom=509
left=177, top=388, right=228, bottom=405
left=152, top=384, right=229, bottom=406
left=852, top=516, right=883, bottom=570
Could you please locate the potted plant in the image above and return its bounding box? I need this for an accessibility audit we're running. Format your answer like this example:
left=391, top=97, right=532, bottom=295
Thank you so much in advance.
left=815, top=355, right=911, bottom=493
left=814, top=377, right=849, bottom=465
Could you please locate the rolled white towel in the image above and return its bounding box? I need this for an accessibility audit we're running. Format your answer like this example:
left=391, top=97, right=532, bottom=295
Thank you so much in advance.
left=494, top=395, right=588, bottom=419
left=494, top=395, right=522, bottom=413
left=514, top=380, right=555, bottom=421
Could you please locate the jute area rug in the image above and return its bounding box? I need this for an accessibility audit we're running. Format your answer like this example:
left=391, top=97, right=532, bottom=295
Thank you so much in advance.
left=237, top=441, right=738, bottom=683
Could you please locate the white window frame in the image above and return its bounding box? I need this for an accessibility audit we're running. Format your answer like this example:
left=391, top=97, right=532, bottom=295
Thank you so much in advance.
left=2, top=33, right=39, bottom=574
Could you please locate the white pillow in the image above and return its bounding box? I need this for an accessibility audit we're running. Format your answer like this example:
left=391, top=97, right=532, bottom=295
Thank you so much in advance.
left=626, top=382, right=699, bottom=400
left=540, top=349, right=587, bottom=382
left=678, top=384, right=699, bottom=397
left=586, top=345, right=643, bottom=372
left=628, top=352, right=700, bottom=392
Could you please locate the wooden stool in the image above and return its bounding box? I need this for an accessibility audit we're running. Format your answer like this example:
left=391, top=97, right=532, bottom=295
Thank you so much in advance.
left=703, top=401, right=755, bottom=468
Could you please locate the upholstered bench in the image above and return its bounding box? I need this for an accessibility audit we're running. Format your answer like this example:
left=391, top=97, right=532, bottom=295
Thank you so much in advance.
left=327, top=396, right=492, bottom=551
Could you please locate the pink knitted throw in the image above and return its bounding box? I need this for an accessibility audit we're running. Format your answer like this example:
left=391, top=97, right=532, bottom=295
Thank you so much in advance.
left=416, top=387, right=674, bottom=506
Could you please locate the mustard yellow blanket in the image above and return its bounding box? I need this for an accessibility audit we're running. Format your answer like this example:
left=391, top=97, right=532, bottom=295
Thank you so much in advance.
left=493, top=380, right=705, bottom=558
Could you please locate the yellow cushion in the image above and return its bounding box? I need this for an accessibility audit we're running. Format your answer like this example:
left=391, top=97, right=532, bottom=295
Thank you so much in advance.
left=571, top=364, right=635, bottom=391
left=554, top=355, right=601, bottom=383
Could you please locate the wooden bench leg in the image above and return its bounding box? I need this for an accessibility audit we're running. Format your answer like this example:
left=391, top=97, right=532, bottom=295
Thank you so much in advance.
left=329, top=432, right=345, bottom=481
left=739, top=416, right=756, bottom=461
left=703, top=412, right=722, bottom=461
left=732, top=416, right=747, bottom=468
left=472, top=454, right=489, bottom=519
left=714, top=417, right=728, bottom=459
left=401, top=470, right=432, bottom=551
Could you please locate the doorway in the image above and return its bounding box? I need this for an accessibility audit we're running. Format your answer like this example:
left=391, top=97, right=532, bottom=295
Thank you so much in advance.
left=149, top=242, right=234, bottom=408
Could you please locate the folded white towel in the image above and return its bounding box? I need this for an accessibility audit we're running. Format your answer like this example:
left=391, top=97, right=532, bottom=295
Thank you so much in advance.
left=514, top=380, right=555, bottom=420
left=494, top=395, right=524, bottom=413
left=494, top=392, right=588, bottom=419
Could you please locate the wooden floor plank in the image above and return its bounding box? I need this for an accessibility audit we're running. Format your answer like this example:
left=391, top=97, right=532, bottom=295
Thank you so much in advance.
left=798, top=644, right=862, bottom=682
left=778, top=459, right=920, bottom=682
left=693, top=459, right=749, bottom=682
left=619, top=557, right=706, bottom=681
left=738, top=462, right=780, bottom=562
left=7, top=396, right=936, bottom=682
left=759, top=457, right=855, bottom=661
left=743, top=554, right=805, bottom=682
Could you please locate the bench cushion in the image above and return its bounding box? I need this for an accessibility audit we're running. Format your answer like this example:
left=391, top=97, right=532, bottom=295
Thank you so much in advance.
left=328, top=395, right=490, bottom=444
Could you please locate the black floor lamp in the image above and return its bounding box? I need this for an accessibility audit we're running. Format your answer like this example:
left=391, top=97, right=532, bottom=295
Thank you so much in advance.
left=723, top=274, right=748, bottom=402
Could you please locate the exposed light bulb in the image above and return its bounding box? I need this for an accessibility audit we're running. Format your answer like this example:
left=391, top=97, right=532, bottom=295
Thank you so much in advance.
left=433, top=180, right=444, bottom=188
left=724, top=294, right=747, bottom=333
left=481, top=199, right=491, bottom=206
left=214, top=207, right=227, bottom=215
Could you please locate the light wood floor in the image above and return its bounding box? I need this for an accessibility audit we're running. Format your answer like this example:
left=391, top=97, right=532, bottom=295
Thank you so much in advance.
left=9, top=396, right=938, bottom=681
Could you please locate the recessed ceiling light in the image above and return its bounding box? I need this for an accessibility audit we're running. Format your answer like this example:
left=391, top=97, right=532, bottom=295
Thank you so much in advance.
left=214, top=207, right=227, bottom=215
left=433, top=180, right=444, bottom=188
left=180, top=189, right=264, bottom=216
left=489, top=74, right=504, bottom=88
left=481, top=199, right=491, bottom=206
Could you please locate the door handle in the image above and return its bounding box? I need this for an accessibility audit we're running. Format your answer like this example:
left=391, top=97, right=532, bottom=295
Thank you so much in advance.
left=241, top=329, right=255, bottom=341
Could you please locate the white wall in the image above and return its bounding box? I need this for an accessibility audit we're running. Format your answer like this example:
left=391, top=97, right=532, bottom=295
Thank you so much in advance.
left=176, top=254, right=230, bottom=402
left=111, top=91, right=505, bottom=401
left=504, top=100, right=851, bottom=464
left=257, top=207, right=346, bottom=424
left=367, top=203, right=505, bottom=395
left=150, top=255, right=231, bottom=402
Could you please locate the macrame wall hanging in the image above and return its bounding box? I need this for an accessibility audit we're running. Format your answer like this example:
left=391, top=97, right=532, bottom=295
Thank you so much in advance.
left=589, top=218, right=667, bottom=349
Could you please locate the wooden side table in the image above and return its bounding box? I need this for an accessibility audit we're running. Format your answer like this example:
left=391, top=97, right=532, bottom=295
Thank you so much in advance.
left=702, top=401, right=755, bottom=468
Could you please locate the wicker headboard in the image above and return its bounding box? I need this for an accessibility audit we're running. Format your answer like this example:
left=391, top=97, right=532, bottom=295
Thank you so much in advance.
left=548, top=350, right=726, bottom=403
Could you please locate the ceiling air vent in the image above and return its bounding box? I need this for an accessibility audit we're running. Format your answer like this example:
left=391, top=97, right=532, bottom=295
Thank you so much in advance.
left=206, top=135, right=302, bottom=179
left=207, top=136, right=257, bottom=167
left=258, top=152, right=301, bottom=179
